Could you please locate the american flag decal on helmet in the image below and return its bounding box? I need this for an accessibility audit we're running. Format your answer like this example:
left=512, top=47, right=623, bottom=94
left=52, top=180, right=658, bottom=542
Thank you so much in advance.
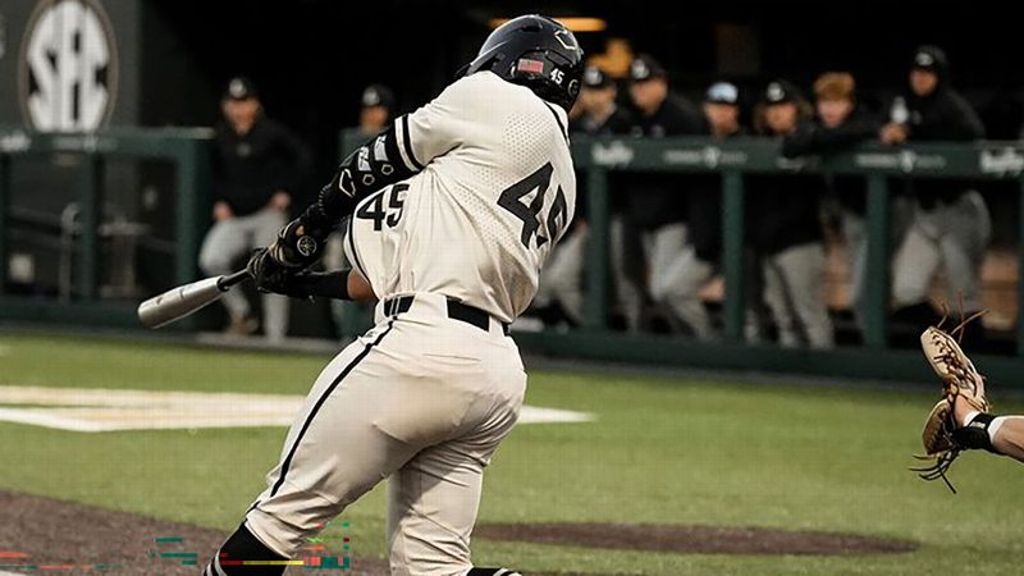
left=516, top=59, right=545, bottom=74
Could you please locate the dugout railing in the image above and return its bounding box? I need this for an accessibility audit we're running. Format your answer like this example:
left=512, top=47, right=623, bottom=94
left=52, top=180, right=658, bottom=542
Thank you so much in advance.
left=341, top=131, right=1024, bottom=382
left=1, top=127, right=1023, bottom=383
left=0, top=127, right=213, bottom=326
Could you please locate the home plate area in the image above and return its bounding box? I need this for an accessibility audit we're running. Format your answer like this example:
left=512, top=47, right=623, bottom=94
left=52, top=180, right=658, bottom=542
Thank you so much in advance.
left=0, top=386, right=595, bottom=432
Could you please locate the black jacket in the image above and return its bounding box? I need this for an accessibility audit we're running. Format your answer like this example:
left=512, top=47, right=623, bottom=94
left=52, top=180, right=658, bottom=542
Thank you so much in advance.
left=906, top=88, right=984, bottom=143
left=904, top=86, right=984, bottom=207
left=569, top=105, right=635, bottom=221
left=783, top=107, right=882, bottom=215
left=569, top=105, right=634, bottom=136
left=687, top=126, right=746, bottom=262
left=748, top=120, right=825, bottom=256
left=625, top=94, right=704, bottom=230
left=213, top=117, right=312, bottom=217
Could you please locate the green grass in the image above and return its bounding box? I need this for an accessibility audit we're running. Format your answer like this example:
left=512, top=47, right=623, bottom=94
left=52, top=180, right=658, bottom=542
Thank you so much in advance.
left=2, top=332, right=1024, bottom=575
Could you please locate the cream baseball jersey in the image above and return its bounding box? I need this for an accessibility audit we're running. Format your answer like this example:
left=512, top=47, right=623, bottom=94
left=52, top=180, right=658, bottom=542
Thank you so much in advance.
left=344, top=70, right=577, bottom=323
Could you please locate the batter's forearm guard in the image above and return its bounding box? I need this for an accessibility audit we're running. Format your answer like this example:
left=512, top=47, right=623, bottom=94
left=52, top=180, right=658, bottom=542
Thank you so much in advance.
left=304, top=124, right=418, bottom=231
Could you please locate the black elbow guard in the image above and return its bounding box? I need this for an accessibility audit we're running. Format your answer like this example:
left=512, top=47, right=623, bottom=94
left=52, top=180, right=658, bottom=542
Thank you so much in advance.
left=313, top=125, right=417, bottom=224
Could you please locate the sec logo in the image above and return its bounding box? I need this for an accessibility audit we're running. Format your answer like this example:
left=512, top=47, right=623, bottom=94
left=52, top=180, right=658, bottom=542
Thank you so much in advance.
left=18, top=0, right=119, bottom=132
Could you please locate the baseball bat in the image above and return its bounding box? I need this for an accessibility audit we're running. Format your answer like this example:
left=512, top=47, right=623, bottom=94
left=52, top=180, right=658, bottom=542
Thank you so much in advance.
left=137, top=270, right=250, bottom=329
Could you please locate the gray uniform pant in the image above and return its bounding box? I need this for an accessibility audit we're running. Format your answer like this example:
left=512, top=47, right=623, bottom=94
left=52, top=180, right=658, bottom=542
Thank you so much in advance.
left=244, top=293, right=524, bottom=575
left=762, top=242, right=835, bottom=349
left=891, top=191, right=991, bottom=311
left=842, top=197, right=914, bottom=332
left=654, top=245, right=715, bottom=340
left=611, top=220, right=692, bottom=333
left=535, top=225, right=587, bottom=325
left=198, top=207, right=289, bottom=340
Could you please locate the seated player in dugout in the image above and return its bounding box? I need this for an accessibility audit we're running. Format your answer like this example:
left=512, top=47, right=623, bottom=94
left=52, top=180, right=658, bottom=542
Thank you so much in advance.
left=615, top=54, right=704, bottom=333
left=748, top=80, right=834, bottom=349
left=653, top=81, right=748, bottom=342
left=781, top=72, right=882, bottom=340
left=533, top=65, right=633, bottom=328
left=198, top=77, right=312, bottom=341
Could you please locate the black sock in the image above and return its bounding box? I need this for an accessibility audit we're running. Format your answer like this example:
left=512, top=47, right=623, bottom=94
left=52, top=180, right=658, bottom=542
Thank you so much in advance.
left=203, top=523, right=288, bottom=576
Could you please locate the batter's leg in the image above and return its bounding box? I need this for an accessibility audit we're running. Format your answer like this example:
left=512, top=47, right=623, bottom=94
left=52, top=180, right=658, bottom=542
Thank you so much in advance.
left=386, top=418, right=520, bottom=576
left=209, top=325, right=423, bottom=571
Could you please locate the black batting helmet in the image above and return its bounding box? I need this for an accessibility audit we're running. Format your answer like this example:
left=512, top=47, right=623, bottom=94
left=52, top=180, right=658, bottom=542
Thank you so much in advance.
left=461, top=15, right=584, bottom=111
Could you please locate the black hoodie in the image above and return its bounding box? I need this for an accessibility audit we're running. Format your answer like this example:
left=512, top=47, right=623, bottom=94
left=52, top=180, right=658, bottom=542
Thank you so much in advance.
left=903, top=46, right=985, bottom=206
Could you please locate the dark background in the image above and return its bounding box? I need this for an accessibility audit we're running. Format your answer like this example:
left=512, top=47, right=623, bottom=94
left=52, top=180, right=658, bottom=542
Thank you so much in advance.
left=138, top=0, right=1024, bottom=179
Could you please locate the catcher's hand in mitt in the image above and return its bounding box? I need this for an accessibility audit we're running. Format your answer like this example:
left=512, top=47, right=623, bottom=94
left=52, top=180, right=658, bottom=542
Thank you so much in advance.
left=911, top=322, right=996, bottom=493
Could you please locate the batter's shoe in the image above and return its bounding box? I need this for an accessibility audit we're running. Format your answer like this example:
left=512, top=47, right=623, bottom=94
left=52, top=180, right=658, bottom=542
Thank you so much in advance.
left=468, top=569, right=523, bottom=576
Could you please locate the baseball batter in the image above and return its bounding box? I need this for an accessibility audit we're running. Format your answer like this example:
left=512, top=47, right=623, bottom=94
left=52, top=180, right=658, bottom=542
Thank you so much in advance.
left=202, top=15, right=582, bottom=576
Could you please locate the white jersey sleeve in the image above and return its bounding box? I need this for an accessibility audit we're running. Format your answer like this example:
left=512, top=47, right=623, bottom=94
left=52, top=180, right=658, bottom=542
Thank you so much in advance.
left=393, top=86, right=464, bottom=171
left=347, top=72, right=576, bottom=323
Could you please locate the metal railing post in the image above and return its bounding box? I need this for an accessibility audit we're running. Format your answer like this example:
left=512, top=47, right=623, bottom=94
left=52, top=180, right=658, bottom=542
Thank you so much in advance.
left=722, top=171, right=745, bottom=341
left=174, top=140, right=210, bottom=287
left=864, top=175, right=890, bottom=349
left=584, top=164, right=610, bottom=330
left=76, top=154, right=104, bottom=300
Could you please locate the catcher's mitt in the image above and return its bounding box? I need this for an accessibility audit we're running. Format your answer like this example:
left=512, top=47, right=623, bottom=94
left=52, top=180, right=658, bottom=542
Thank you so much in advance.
left=911, top=315, right=991, bottom=493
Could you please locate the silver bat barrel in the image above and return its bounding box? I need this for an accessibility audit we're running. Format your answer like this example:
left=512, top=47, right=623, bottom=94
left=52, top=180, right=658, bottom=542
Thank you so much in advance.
left=137, top=276, right=229, bottom=329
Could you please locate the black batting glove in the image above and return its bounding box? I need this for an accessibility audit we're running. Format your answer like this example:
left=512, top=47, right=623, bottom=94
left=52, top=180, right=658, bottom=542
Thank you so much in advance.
left=265, top=208, right=336, bottom=270
left=247, top=249, right=304, bottom=298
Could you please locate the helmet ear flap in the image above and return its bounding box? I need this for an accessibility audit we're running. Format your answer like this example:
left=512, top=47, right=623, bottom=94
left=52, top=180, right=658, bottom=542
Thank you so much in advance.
left=567, top=79, right=580, bottom=100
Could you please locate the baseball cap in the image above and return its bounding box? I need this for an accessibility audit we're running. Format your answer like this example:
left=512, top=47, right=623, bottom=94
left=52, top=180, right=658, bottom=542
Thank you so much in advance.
left=582, top=65, right=612, bottom=89
left=705, top=81, right=739, bottom=105
left=361, top=84, right=396, bottom=111
left=223, top=77, right=258, bottom=101
left=911, top=45, right=948, bottom=75
left=762, top=80, right=799, bottom=105
left=629, top=54, right=666, bottom=82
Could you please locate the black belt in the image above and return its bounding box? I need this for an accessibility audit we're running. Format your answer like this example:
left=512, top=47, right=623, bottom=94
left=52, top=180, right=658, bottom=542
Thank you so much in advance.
left=383, top=295, right=510, bottom=336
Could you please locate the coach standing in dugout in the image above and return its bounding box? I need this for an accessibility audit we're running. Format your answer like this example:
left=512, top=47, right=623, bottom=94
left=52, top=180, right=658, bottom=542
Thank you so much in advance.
left=749, top=80, right=834, bottom=349
left=199, top=77, right=311, bottom=341
left=535, top=65, right=633, bottom=327
left=782, top=72, right=882, bottom=338
left=620, top=54, right=704, bottom=332
left=880, top=46, right=989, bottom=344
